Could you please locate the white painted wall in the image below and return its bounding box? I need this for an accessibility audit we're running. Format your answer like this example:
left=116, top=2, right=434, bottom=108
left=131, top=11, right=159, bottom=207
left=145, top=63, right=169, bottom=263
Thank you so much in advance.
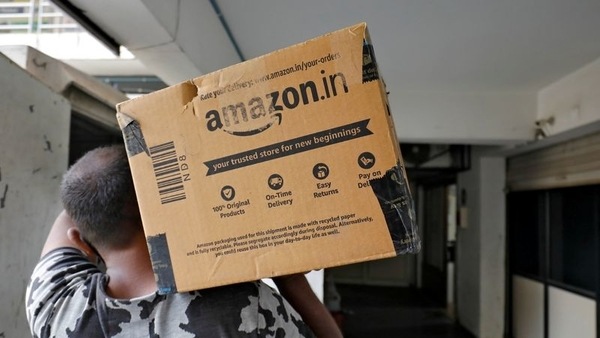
left=456, top=150, right=482, bottom=335
left=0, top=54, right=70, bottom=337
left=453, top=54, right=600, bottom=338
left=389, top=90, right=537, bottom=144
left=512, top=276, right=544, bottom=338
left=538, top=56, right=600, bottom=136
left=478, top=155, right=506, bottom=338
left=548, top=287, right=596, bottom=338
left=456, top=148, right=506, bottom=337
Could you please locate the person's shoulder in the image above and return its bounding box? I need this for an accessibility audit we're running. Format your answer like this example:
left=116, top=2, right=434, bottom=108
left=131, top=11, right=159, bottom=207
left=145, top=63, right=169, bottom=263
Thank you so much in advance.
left=162, top=282, right=264, bottom=321
left=33, top=247, right=83, bottom=274
left=35, top=247, right=99, bottom=278
left=254, top=281, right=316, bottom=337
left=40, top=246, right=85, bottom=260
left=27, top=247, right=101, bottom=306
left=26, top=248, right=103, bottom=337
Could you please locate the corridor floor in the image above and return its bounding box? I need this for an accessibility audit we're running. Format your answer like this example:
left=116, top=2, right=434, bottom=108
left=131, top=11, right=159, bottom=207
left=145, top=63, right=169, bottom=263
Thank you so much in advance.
left=336, top=284, right=475, bottom=338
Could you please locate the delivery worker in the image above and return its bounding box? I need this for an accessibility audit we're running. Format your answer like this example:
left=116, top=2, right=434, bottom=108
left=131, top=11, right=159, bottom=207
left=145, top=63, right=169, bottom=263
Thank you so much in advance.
left=26, top=144, right=342, bottom=337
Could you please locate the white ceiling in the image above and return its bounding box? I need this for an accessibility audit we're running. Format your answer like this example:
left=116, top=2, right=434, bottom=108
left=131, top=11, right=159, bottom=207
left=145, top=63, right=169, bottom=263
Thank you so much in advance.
left=220, top=0, right=600, bottom=93
left=67, top=0, right=600, bottom=93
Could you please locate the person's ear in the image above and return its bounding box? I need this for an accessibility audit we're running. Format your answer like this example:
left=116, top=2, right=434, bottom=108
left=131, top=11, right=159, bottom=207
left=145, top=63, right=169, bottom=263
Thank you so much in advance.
left=67, top=227, right=96, bottom=259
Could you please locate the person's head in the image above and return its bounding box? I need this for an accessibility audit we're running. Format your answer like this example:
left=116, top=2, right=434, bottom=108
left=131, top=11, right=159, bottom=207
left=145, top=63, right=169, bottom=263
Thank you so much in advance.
left=60, top=144, right=141, bottom=250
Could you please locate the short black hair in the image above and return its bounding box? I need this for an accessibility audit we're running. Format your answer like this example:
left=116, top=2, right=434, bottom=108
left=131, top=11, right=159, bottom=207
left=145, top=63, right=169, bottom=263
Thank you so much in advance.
left=60, top=144, right=137, bottom=249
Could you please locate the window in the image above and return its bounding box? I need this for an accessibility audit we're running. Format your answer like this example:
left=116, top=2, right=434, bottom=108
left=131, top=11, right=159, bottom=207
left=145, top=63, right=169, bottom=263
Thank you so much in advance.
left=508, top=190, right=545, bottom=279
left=509, top=185, right=600, bottom=296
left=548, top=186, right=599, bottom=293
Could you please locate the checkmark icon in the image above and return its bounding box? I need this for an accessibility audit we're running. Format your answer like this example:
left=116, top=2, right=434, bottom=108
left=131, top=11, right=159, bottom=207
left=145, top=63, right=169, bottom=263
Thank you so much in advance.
left=220, top=185, right=235, bottom=201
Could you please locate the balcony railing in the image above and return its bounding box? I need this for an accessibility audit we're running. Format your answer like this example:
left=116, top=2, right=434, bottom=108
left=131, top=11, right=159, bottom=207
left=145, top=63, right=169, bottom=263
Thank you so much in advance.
left=0, top=0, right=82, bottom=33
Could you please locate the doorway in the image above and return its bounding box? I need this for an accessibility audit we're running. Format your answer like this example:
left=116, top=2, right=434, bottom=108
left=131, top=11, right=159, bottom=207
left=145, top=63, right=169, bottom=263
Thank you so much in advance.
left=420, top=182, right=458, bottom=316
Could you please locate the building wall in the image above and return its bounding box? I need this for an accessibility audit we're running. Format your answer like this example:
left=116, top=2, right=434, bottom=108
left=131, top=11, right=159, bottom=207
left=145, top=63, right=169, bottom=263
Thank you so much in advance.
left=456, top=148, right=506, bottom=338
left=506, top=57, right=600, bottom=338
left=512, top=276, right=544, bottom=338
left=389, top=90, right=537, bottom=144
left=456, top=151, right=482, bottom=335
left=538, top=56, right=600, bottom=136
left=548, top=287, right=596, bottom=338
left=452, top=52, right=600, bottom=338
left=0, top=53, right=70, bottom=337
left=478, top=156, right=506, bottom=337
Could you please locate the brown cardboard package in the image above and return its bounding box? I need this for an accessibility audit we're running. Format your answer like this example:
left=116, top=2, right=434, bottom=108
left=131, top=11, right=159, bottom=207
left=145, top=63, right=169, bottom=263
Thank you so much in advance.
left=116, top=22, right=419, bottom=294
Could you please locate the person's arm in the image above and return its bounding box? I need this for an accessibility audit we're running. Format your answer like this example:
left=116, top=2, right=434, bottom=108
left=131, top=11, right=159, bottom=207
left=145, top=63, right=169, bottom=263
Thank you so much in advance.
left=273, top=273, right=343, bottom=338
left=41, top=210, right=99, bottom=263
left=41, top=210, right=78, bottom=256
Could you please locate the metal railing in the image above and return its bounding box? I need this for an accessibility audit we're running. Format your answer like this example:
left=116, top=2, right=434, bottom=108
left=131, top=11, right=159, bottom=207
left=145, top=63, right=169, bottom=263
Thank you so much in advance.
left=0, top=0, right=82, bottom=33
left=0, top=0, right=35, bottom=33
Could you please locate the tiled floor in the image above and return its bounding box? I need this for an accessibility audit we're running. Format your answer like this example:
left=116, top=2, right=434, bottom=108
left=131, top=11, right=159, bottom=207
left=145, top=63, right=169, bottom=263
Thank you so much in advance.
left=336, top=284, right=475, bottom=338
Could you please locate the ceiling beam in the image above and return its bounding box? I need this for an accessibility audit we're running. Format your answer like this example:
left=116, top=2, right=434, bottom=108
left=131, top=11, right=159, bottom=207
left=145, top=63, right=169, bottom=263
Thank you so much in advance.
left=50, top=0, right=121, bottom=56
left=65, top=0, right=242, bottom=85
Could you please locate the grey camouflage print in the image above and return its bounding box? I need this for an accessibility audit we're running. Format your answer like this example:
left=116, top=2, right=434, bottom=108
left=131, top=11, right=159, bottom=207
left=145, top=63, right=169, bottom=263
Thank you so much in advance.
left=26, top=248, right=315, bottom=338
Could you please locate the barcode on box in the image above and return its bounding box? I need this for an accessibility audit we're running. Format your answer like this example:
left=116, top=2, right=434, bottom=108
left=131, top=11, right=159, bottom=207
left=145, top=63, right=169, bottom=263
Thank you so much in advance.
left=150, top=141, right=186, bottom=204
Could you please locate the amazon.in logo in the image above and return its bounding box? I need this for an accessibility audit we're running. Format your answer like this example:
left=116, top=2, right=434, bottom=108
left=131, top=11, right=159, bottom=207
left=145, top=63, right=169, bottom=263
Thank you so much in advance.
left=204, top=70, right=349, bottom=136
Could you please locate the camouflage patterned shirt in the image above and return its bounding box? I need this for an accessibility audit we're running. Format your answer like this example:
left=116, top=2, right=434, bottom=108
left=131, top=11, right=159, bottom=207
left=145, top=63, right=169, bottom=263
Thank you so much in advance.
left=26, top=248, right=315, bottom=338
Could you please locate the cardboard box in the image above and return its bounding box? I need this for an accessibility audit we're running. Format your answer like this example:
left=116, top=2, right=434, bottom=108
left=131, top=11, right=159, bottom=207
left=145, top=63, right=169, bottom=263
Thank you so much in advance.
left=116, top=22, right=420, bottom=294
